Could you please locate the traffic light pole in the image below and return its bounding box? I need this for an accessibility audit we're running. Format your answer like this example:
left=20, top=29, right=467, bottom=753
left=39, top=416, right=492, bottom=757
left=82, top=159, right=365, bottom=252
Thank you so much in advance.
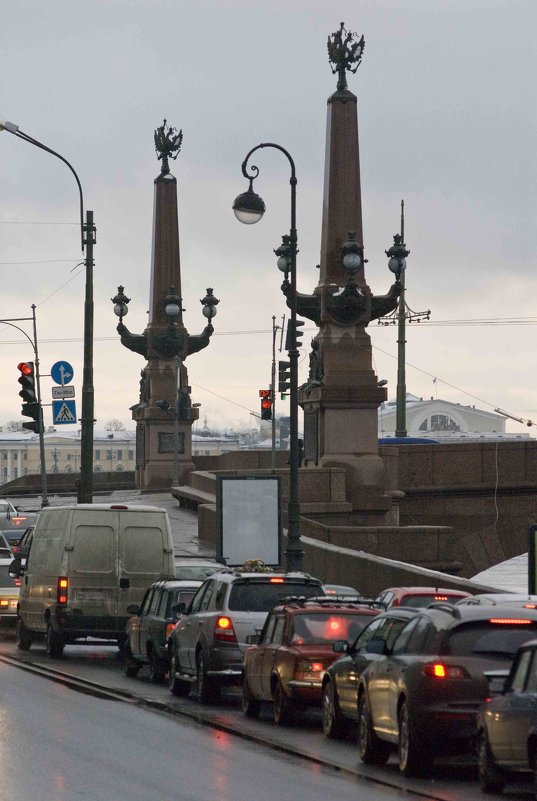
left=32, top=305, right=49, bottom=507
left=4, top=309, right=49, bottom=507
left=271, top=316, right=277, bottom=470
left=78, top=210, right=95, bottom=504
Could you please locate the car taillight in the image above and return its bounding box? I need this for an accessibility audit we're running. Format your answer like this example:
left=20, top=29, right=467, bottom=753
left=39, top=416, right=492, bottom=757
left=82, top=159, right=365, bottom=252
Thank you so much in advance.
left=57, top=577, right=68, bottom=605
left=0, top=600, right=8, bottom=607
left=270, top=578, right=284, bottom=583
left=489, top=618, right=532, bottom=625
left=214, top=616, right=237, bottom=642
left=165, top=623, right=176, bottom=640
left=14, top=578, right=21, bottom=587
left=295, top=660, right=325, bottom=680
left=423, top=663, right=468, bottom=679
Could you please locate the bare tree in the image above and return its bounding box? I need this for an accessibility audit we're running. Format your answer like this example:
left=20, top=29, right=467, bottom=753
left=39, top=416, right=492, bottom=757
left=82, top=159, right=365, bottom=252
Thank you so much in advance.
left=105, top=419, right=126, bottom=431
left=4, top=420, right=23, bottom=432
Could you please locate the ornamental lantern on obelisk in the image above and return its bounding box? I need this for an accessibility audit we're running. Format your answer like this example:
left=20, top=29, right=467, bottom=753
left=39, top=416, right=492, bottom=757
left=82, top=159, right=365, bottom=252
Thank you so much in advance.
left=112, top=120, right=219, bottom=490
left=285, top=24, right=401, bottom=517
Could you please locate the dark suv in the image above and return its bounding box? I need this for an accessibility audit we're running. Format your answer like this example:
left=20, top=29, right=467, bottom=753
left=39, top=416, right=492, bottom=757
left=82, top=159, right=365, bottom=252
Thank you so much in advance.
left=356, top=603, right=537, bottom=777
left=125, top=580, right=202, bottom=683
left=168, top=569, right=324, bottom=703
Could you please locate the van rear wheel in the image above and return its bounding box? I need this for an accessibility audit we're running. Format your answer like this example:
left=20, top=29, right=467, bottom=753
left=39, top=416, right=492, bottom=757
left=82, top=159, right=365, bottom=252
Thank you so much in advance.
left=16, top=619, right=33, bottom=651
left=46, top=623, right=65, bottom=658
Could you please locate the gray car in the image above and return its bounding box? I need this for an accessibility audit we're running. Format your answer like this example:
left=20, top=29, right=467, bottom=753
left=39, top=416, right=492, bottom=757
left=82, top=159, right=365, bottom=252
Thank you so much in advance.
left=168, top=569, right=324, bottom=703
left=125, top=579, right=202, bottom=683
left=478, top=637, right=537, bottom=796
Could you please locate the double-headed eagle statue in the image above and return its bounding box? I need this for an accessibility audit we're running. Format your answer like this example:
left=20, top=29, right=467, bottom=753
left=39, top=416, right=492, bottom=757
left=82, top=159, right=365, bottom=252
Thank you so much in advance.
left=154, top=119, right=183, bottom=175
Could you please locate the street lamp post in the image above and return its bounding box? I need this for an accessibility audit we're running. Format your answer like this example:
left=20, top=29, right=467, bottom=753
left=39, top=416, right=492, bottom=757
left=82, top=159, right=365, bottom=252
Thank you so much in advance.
left=233, top=143, right=303, bottom=572
left=0, top=116, right=95, bottom=503
left=384, top=200, right=430, bottom=437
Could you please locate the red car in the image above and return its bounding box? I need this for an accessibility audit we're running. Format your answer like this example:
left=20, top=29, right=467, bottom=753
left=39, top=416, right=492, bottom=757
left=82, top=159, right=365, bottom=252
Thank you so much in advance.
left=374, top=586, right=471, bottom=610
left=242, top=597, right=379, bottom=725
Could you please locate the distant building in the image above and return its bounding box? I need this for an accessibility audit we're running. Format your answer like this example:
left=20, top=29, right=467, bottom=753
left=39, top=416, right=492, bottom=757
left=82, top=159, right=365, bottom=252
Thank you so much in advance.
left=378, top=394, right=531, bottom=442
left=0, top=429, right=136, bottom=485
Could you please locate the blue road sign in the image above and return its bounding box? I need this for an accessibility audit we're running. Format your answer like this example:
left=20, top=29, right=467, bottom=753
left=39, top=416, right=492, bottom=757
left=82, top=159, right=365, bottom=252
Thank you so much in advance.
left=51, top=360, right=74, bottom=386
left=52, top=399, right=77, bottom=425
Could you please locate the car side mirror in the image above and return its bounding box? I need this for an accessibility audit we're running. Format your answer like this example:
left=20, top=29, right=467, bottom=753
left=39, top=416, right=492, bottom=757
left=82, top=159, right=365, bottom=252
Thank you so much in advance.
left=9, top=558, right=22, bottom=578
left=245, top=634, right=260, bottom=645
left=332, top=639, right=349, bottom=654
left=126, top=604, right=140, bottom=615
left=172, top=602, right=187, bottom=617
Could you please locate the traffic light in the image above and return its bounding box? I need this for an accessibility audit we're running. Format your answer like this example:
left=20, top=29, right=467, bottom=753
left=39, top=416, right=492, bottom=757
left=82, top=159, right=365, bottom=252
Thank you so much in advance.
left=285, top=318, right=305, bottom=351
left=17, top=362, right=42, bottom=434
left=259, top=389, right=272, bottom=421
left=278, top=360, right=291, bottom=396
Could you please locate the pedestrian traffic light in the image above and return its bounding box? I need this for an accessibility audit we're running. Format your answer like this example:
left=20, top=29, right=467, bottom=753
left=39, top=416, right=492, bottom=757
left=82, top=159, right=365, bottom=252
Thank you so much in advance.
left=259, top=389, right=272, bottom=421
left=278, top=360, right=291, bottom=396
left=17, top=361, right=42, bottom=434
left=285, top=318, right=305, bottom=351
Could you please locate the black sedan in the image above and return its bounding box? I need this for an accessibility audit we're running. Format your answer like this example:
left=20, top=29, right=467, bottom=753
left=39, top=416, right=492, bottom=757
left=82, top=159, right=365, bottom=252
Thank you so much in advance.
left=321, top=608, right=416, bottom=739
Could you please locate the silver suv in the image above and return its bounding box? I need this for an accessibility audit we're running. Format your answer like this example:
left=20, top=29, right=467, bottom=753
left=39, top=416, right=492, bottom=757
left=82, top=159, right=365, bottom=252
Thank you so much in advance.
left=168, top=569, right=324, bottom=703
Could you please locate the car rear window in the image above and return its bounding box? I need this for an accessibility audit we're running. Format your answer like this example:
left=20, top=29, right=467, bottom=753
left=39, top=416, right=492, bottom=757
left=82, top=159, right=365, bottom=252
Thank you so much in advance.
left=445, top=621, right=537, bottom=660
left=0, top=565, right=18, bottom=588
left=168, top=589, right=197, bottom=613
left=291, top=612, right=372, bottom=644
left=228, top=581, right=322, bottom=612
left=399, top=594, right=465, bottom=608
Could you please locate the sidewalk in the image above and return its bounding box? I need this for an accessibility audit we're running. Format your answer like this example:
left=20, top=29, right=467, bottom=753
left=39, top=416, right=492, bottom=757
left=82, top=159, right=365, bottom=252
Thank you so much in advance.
left=10, top=489, right=214, bottom=560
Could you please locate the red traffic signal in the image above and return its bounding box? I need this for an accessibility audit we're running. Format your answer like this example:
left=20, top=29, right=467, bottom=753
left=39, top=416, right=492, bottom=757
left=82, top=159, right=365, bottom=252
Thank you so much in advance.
left=259, top=389, right=272, bottom=421
left=17, top=362, right=37, bottom=404
left=17, top=362, right=42, bottom=434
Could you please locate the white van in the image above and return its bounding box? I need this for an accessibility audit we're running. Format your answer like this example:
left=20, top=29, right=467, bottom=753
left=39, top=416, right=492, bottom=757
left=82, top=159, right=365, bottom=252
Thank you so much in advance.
left=12, top=503, right=175, bottom=657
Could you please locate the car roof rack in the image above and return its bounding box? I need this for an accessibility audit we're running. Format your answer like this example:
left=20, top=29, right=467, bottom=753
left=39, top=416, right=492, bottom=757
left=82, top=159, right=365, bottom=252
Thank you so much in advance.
left=426, top=602, right=462, bottom=617
left=274, top=595, right=379, bottom=609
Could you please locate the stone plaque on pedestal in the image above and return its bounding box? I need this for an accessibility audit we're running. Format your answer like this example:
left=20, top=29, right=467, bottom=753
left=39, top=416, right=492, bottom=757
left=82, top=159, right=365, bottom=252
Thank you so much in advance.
left=158, top=432, right=185, bottom=454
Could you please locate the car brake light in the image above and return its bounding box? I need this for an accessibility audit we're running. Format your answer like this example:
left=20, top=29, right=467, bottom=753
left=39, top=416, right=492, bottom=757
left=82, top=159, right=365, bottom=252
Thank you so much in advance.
left=423, top=663, right=467, bottom=679
left=524, top=604, right=537, bottom=609
left=295, top=660, right=324, bottom=680
left=214, top=616, right=237, bottom=642
left=434, top=595, right=449, bottom=601
left=57, top=577, right=68, bottom=605
left=270, top=578, right=284, bottom=583
left=165, top=623, right=176, bottom=640
left=489, top=618, right=532, bottom=624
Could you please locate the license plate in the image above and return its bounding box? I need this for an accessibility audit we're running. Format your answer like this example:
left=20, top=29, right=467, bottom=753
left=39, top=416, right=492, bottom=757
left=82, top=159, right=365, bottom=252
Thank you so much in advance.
left=75, top=590, right=110, bottom=601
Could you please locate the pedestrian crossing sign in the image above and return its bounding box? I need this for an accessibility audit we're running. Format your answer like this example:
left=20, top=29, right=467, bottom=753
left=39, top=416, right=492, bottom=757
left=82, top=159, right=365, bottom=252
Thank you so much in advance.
left=52, top=399, right=77, bottom=425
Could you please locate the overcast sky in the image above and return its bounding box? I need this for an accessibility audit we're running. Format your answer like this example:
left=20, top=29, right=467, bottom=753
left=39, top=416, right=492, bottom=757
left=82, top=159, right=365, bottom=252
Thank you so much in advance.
left=1, top=0, right=536, bottom=436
